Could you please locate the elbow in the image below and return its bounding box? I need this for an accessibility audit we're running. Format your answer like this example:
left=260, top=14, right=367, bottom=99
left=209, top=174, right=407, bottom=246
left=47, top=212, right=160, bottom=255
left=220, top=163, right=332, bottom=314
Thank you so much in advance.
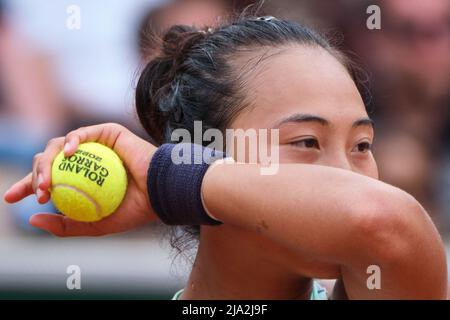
left=350, top=185, right=447, bottom=297
left=352, top=185, right=432, bottom=259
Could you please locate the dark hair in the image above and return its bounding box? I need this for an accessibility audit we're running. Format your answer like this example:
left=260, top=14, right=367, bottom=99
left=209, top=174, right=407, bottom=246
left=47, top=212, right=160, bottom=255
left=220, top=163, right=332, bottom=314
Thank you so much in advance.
left=135, top=13, right=370, bottom=257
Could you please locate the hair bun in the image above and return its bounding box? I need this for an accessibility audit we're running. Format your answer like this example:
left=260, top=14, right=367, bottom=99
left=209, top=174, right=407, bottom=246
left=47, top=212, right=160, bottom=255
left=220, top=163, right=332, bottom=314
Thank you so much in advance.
left=136, top=24, right=209, bottom=145
left=161, top=25, right=208, bottom=72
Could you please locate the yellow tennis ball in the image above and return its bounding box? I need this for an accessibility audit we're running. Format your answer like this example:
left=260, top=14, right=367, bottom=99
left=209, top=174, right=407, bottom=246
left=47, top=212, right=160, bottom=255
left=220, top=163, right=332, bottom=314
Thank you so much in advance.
left=50, top=142, right=128, bottom=222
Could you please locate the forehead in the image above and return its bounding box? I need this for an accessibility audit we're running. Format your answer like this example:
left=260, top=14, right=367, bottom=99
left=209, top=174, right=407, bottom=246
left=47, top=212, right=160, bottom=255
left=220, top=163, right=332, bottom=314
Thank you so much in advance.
left=232, top=45, right=367, bottom=129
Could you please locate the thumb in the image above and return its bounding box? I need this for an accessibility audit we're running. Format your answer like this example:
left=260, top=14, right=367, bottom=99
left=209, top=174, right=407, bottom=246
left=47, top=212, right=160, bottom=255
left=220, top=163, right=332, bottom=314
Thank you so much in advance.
left=29, top=213, right=107, bottom=237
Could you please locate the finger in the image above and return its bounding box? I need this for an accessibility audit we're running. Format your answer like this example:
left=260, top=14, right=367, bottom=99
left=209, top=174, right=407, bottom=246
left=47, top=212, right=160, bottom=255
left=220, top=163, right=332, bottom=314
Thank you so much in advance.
left=36, top=137, right=65, bottom=191
left=36, top=189, right=51, bottom=204
left=64, top=123, right=126, bottom=157
left=31, top=153, right=42, bottom=193
left=30, top=153, right=50, bottom=204
left=29, top=214, right=108, bottom=237
left=3, top=173, right=33, bottom=203
left=63, top=130, right=83, bottom=157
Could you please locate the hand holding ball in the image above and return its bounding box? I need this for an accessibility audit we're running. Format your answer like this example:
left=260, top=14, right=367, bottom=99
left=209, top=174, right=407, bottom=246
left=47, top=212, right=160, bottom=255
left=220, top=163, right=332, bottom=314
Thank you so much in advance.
left=51, top=142, right=128, bottom=222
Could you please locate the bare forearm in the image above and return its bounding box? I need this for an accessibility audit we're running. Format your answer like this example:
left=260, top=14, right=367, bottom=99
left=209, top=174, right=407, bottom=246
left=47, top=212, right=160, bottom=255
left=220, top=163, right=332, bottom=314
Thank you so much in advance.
left=203, top=162, right=395, bottom=263
left=202, top=162, right=447, bottom=298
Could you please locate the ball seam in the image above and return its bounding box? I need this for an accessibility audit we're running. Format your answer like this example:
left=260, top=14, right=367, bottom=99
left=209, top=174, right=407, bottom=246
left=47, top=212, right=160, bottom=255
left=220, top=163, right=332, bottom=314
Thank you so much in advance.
left=52, top=183, right=101, bottom=219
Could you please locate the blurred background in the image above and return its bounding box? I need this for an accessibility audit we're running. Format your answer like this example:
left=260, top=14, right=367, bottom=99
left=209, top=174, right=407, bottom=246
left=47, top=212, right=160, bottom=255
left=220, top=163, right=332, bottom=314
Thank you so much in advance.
left=0, top=0, right=449, bottom=299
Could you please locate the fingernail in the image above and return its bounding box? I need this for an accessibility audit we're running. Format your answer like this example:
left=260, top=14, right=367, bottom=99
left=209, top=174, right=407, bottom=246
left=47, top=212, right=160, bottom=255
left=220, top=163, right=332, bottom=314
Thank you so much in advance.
left=3, top=190, right=11, bottom=202
left=37, top=174, right=44, bottom=189
left=36, top=189, right=43, bottom=200
left=63, top=142, right=71, bottom=154
left=29, top=215, right=38, bottom=226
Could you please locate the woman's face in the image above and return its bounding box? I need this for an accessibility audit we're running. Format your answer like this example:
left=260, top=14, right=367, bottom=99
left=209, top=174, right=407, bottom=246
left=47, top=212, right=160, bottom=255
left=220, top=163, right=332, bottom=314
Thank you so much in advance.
left=230, top=45, right=379, bottom=179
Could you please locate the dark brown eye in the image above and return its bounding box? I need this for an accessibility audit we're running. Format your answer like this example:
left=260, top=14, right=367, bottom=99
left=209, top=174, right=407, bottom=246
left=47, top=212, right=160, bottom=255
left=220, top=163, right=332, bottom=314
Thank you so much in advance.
left=354, top=142, right=372, bottom=153
left=292, top=138, right=320, bottom=150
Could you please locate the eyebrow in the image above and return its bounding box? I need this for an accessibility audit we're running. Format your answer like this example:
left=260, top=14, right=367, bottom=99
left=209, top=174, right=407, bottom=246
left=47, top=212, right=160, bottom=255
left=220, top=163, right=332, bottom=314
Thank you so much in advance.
left=274, top=113, right=329, bottom=127
left=274, top=113, right=375, bottom=129
left=352, top=118, right=375, bottom=129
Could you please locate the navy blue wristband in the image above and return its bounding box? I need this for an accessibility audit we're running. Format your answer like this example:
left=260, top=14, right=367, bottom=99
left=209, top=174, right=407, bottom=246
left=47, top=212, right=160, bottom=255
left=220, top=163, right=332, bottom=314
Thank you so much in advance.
left=147, top=143, right=224, bottom=225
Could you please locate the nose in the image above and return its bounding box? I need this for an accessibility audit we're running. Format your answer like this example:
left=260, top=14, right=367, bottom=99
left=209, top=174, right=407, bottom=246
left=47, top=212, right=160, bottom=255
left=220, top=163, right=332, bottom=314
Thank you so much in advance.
left=321, top=152, right=353, bottom=172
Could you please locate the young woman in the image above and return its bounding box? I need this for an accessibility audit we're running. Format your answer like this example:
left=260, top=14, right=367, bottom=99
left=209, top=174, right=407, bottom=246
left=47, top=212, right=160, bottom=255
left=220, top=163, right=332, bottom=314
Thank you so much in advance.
left=3, top=16, right=447, bottom=299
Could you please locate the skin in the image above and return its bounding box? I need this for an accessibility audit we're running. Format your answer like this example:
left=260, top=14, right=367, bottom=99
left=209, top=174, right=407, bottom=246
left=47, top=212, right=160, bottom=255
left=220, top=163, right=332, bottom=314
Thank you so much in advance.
left=184, top=46, right=378, bottom=299
left=3, top=46, right=447, bottom=299
left=184, top=46, right=446, bottom=299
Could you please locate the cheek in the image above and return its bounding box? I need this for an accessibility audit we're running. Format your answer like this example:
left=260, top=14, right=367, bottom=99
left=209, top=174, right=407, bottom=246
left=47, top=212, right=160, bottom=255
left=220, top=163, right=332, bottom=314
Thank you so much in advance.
left=354, top=154, right=379, bottom=180
left=278, top=146, right=320, bottom=164
left=369, top=158, right=380, bottom=179
left=279, top=146, right=380, bottom=180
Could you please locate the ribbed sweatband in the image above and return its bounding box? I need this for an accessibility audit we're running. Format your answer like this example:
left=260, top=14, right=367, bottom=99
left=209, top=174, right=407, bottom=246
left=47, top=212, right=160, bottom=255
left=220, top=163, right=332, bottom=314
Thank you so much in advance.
left=147, top=143, right=224, bottom=225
